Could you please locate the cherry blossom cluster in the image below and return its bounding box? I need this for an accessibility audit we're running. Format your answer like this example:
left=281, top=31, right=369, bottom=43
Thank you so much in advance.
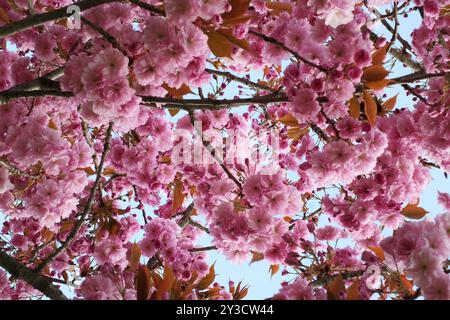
left=380, top=213, right=450, bottom=299
left=0, top=0, right=449, bottom=301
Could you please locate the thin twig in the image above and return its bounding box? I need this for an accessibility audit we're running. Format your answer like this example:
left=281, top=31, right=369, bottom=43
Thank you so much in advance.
left=248, top=30, right=327, bottom=73
left=188, top=246, right=217, bottom=253
left=0, top=0, right=117, bottom=38
left=0, top=159, right=39, bottom=179
left=34, top=122, right=114, bottom=272
left=81, top=16, right=130, bottom=62
left=188, top=111, right=243, bottom=191
left=205, top=68, right=276, bottom=92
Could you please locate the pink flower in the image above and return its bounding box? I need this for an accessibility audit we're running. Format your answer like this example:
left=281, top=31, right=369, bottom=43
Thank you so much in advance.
left=93, top=48, right=129, bottom=78
left=166, top=0, right=197, bottom=25
left=248, top=207, right=273, bottom=231
left=422, top=272, right=450, bottom=300
left=243, top=175, right=264, bottom=204
left=93, top=239, right=128, bottom=270
left=265, top=191, right=288, bottom=214
left=316, top=226, right=339, bottom=241
left=437, top=192, right=450, bottom=211
left=139, top=237, right=157, bottom=258
left=292, top=89, right=320, bottom=122
left=336, top=116, right=362, bottom=139
left=77, top=275, right=119, bottom=300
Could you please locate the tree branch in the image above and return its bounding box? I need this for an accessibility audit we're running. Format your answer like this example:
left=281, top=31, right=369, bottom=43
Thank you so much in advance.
left=128, top=0, right=165, bottom=16
left=390, top=71, right=446, bottom=84
left=0, top=159, right=39, bottom=179
left=0, top=0, right=117, bottom=38
left=0, top=89, right=289, bottom=110
left=248, top=30, right=327, bottom=73
left=188, top=246, right=217, bottom=253
left=205, top=68, right=276, bottom=92
left=34, top=122, right=114, bottom=272
left=80, top=16, right=129, bottom=60
left=188, top=111, right=243, bottom=191
left=366, top=28, right=422, bottom=71
left=0, top=249, right=68, bottom=300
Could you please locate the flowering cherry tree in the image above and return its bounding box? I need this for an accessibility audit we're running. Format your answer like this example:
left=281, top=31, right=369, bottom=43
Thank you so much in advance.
left=0, top=0, right=449, bottom=300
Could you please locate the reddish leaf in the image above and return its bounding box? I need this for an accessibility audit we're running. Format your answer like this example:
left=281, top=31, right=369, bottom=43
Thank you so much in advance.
left=129, top=243, right=141, bottom=269
left=278, top=113, right=299, bottom=127
left=48, top=119, right=58, bottom=130
left=363, top=90, right=378, bottom=126
left=327, top=274, right=346, bottom=300
left=156, top=264, right=175, bottom=299
left=362, top=65, right=389, bottom=82
left=80, top=167, right=96, bottom=176
left=206, top=29, right=234, bottom=58
left=266, top=2, right=293, bottom=15
left=222, top=14, right=253, bottom=26
left=346, top=280, right=361, bottom=300
left=269, top=264, right=279, bottom=277
left=136, top=265, right=152, bottom=300
left=400, top=274, right=414, bottom=295
left=222, top=0, right=250, bottom=20
left=365, top=79, right=393, bottom=90
left=172, top=179, right=185, bottom=213
left=196, top=263, right=216, bottom=290
left=162, top=83, right=192, bottom=98
left=371, top=44, right=388, bottom=65
left=382, top=94, right=398, bottom=111
left=217, top=28, right=250, bottom=52
left=348, top=96, right=360, bottom=119
left=287, top=127, right=309, bottom=141
left=102, top=167, right=116, bottom=176
left=401, top=203, right=428, bottom=219
left=368, top=246, right=385, bottom=262
left=249, top=251, right=264, bottom=265
left=0, top=7, right=11, bottom=24
left=168, top=108, right=180, bottom=117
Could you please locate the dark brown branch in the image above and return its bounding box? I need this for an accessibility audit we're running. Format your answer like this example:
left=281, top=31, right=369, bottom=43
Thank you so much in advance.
left=401, top=84, right=433, bottom=106
left=177, top=203, right=195, bottom=228
left=141, top=94, right=289, bottom=110
left=128, top=0, right=165, bottom=16
left=0, top=0, right=117, bottom=38
left=308, top=122, right=330, bottom=143
left=7, top=68, right=64, bottom=92
left=205, top=68, right=276, bottom=92
left=34, top=122, right=114, bottom=272
left=188, top=218, right=210, bottom=234
left=81, top=16, right=129, bottom=60
left=0, top=159, right=39, bottom=178
left=0, top=89, right=289, bottom=109
left=390, top=71, right=446, bottom=84
left=0, top=89, right=74, bottom=103
left=188, top=246, right=217, bottom=253
left=0, top=249, right=68, bottom=300
left=366, top=28, right=422, bottom=71
left=248, top=30, right=327, bottom=73
left=374, top=6, right=412, bottom=52
left=188, top=111, right=243, bottom=191
left=310, top=270, right=364, bottom=287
